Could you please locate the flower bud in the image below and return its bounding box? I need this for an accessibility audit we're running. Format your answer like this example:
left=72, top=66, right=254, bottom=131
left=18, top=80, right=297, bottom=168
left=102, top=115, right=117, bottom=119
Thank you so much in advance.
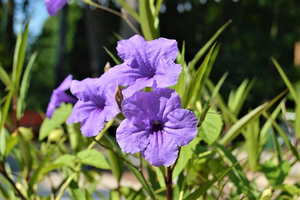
left=115, top=85, right=124, bottom=112
left=48, top=129, right=64, bottom=142
left=104, top=62, right=111, bottom=73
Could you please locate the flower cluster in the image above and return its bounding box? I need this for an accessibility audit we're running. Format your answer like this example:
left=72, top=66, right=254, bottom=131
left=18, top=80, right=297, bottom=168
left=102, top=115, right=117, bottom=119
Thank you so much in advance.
left=47, top=35, right=198, bottom=166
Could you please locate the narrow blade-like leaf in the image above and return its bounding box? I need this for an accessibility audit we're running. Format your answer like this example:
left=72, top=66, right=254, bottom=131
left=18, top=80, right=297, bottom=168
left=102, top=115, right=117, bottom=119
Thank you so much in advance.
left=219, top=90, right=287, bottom=146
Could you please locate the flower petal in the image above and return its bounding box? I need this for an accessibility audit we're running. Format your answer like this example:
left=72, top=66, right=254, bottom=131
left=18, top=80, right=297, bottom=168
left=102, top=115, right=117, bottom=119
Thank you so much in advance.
left=66, top=100, right=98, bottom=124
left=57, top=74, right=73, bottom=91
left=122, top=77, right=154, bottom=97
left=146, top=38, right=178, bottom=70
left=70, top=78, right=106, bottom=102
left=45, top=0, right=66, bottom=16
left=116, top=119, right=151, bottom=154
left=121, top=91, right=155, bottom=123
left=155, top=89, right=182, bottom=122
left=117, top=35, right=149, bottom=70
left=154, top=59, right=182, bottom=88
left=80, top=108, right=106, bottom=137
left=164, top=109, right=198, bottom=147
left=141, top=131, right=178, bottom=167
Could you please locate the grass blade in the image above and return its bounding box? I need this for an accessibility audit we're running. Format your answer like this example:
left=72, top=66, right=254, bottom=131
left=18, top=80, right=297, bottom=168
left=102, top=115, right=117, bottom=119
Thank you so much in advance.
left=271, top=57, right=297, bottom=102
left=188, top=19, right=232, bottom=71
left=182, top=43, right=216, bottom=108
left=17, top=52, right=38, bottom=120
left=183, top=161, right=239, bottom=200
left=219, top=89, right=287, bottom=146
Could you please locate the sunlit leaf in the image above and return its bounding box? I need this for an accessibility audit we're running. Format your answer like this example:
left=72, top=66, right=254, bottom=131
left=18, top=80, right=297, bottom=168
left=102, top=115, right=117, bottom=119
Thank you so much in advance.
left=198, top=108, right=223, bottom=145
left=77, top=149, right=110, bottom=169
left=262, top=160, right=290, bottom=186
left=39, top=103, right=72, bottom=141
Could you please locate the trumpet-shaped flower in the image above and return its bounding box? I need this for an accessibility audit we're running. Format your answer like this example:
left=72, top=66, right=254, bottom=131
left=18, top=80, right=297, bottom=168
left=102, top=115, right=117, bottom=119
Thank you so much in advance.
left=116, top=88, right=198, bottom=167
left=46, top=75, right=77, bottom=118
left=66, top=77, right=120, bottom=137
left=45, top=0, right=66, bottom=16
left=104, top=35, right=182, bottom=97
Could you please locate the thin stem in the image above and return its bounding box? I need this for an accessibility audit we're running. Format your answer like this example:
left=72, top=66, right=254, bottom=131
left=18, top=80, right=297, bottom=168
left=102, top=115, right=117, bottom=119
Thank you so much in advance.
left=82, top=0, right=141, bottom=36
left=139, top=153, right=157, bottom=200
left=92, top=138, right=138, bottom=170
left=0, top=162, right=27, bottom=200
left=166, top=166, right=173, bottom=200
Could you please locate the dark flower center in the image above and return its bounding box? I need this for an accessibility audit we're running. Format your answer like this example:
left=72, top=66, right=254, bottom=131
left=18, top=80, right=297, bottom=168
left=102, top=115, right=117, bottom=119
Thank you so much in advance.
left=151, top=120, right=163, bottom=134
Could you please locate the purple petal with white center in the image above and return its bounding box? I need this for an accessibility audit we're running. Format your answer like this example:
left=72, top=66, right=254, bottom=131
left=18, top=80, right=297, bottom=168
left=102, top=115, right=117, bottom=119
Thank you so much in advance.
left=164, top=109, right=198, bottom=146
left=116, top=119, right=151, bottom=154
left=141, top=131, right=178, bottom=167
left=45, top=0, right=66, bottom=16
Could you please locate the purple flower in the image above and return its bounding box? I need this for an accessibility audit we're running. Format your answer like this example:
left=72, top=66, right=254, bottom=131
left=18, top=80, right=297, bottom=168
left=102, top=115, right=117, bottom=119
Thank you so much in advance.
left=116, top=88, right=198, bottom=167
left=46, top=75, right=77, bottom=118
left=103, top=35, right=182, bottom=97
left=66, top=76, right=120, bottom=137
left=45, top=0, right=66, bottom=16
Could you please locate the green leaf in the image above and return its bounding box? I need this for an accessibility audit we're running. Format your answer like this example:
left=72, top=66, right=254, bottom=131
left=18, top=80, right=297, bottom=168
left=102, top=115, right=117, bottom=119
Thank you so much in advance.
left=0, top=64, right=11, bottom=87
left=120, top=187, right=146, bottom=200
left=77, top=149, right=110, bottom=169
left=69, top=180, right=86, bottom=200
left=259, top=102, right=281, bottom=149
left=18, top=134, right=33, bottom=172
left=188, top=20, right=232, bottom=71
left=257, top=188, right=272, bottom=200
left=0, top=128, right=6, bottom=158
left=13, top=20, right=30, bottom=91
left=215, top=144, right=257, bottom=198
left=206, top=78, right=238, bottom=125
left=183, top=161, right=238, bottom=200
left=115, top=0, right=140, bottom=23
left=139, top=0, right=157, bottom=40
left=271, top=57, right=298, bottom=102
left=242, top=117, right=260, bottom=171
left=209, top=72, right=228, bottom=101
left=5, top=133, right=18, bottom=156
left=182, top=44, right=216, bottom=108
left=219, top=90, right=287, bottom=146
left=172, top=137, right=201, bottom=179
left=53, top=154, right=77, bottom=165
left=17, top=52, right=38, bottom=120
left=271, top=119, right=300, bottom=161
left=106, top=149, right=124, bottom=183
left=295, top=93, right=300, bottom=139
left=273, top=184, right=300, bottom=195
left=174, top=42, right=186, bottom=98
left=28, top=137, right=65, bottom=196
left=261, top=160, right=290, bottom=186
left=228, top=78, right=256, bottom=116
left=39, top=103, right=72, bottom=141
left=198, top=108, right=223, bottom=145
left=153, top=0, right=163, bottom=21
left=103, top=46, right=120, bottom=65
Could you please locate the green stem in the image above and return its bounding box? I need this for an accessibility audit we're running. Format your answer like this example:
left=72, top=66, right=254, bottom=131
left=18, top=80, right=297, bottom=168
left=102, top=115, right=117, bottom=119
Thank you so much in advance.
left=82, top=0, right=141, bottom=36
left=55, top=120, right=113, bottom=200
